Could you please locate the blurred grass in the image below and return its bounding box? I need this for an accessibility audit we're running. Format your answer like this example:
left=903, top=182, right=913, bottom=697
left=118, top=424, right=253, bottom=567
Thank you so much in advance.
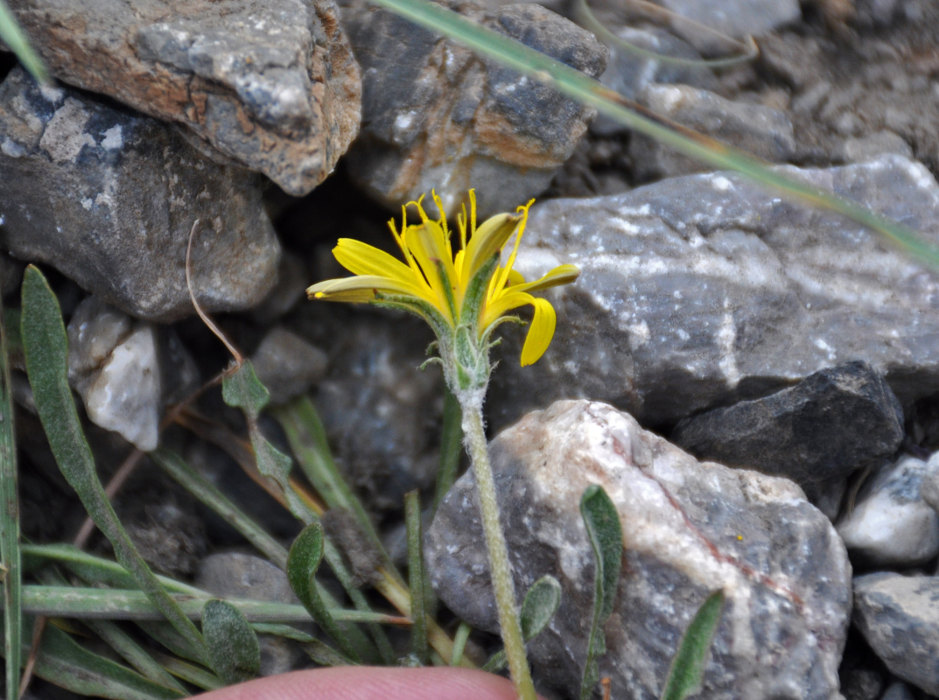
left=0, top=0, right=48, bottom=83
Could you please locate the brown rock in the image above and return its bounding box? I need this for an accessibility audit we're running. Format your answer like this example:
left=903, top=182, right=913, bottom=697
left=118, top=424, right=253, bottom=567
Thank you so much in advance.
left=8, top=0, right=361, bottom=195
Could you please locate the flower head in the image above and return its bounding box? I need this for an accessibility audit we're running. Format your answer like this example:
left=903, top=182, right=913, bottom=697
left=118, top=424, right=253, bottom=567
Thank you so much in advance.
left=307, top=190, right=578, bottom=374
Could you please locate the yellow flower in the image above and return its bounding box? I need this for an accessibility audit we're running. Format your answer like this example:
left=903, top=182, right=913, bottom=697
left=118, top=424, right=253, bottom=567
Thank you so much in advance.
left=307, top=190, right=578, bottom=367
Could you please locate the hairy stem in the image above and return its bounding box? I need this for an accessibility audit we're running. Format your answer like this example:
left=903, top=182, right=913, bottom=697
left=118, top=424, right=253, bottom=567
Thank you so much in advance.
left=460, top=393, right=535, bottom=700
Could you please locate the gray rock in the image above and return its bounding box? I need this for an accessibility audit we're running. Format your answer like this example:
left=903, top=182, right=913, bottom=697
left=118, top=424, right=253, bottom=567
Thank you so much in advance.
left=880, top=681, right=916, bottom=700
left=7, top=0, right=361, bottom=195
left=488, top=155, right=939, bottom=431
left=0, top=67, right=280, bottom=321
left=67, top=298, right=161, bottom=451
left=426, top=400, right=852, bottom=699
left=196, top=551, right=296, bottom=604
left=922, top=452, right=939, bottom=514
left=342, top=1, right=607, bottom=217
left=853, top=573, right=939, bottom=697
left=841, top=668, right=883, bottom=700
left=671, top=362, right=904, bottom=516
left=251, top=327, right=327, bottom=405
left=835, top=131, right=913, bottom=163
left=124, top=501, right=207, bottom=578
left=630, top=84, right=797, bottom=179
left=837, top=455, right=939, bottom=566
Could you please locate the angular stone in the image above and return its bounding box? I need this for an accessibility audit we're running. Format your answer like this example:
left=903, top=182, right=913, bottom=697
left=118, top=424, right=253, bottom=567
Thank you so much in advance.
left=0, top=67, right=280, bottom=321
left=630, top=84, right=797, bottom=179
left=67, top=298, right=161, bottom=451
left=251, top=326, right=327, bottom=405
left=487, top=155, right=939, bottom=430
left=8, top=0, right=361, bottom=195
left=671, top=362, right=904, bottom=512
left=837, top=455, right=939, bottom=567
left=853, top=573, right=939, bottom=696
left=426, top=400, right=851, bottom=699
left=342, top=1, right=607, bottom=217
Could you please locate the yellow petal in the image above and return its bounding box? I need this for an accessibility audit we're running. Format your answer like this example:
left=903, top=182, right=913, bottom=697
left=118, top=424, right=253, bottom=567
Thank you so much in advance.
left=405, top=221, right=459, bottom=322
left=520, top=297, right=557, bottom=366
left=332, top=238, right=422, bottom=289
left=461, top=212, right=522, bottom=284
left=507, top=264, right=579, bottom=294
left=306, top=274, right=424, bottom=303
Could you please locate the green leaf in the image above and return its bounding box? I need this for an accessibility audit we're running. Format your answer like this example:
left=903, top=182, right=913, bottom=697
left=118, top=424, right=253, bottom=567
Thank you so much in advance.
left=202, top=599, right=261, bottom=685
left=0, top=0, right=49, bottom=83
left=28, top=623, right=185, bottom=700
left=579, top=485, right=623, bottom=700
left=484, top=575, right=562, bottom=672
left=432, top=388, right=462, bottom=514
left=19, top=266, right=208, bottom=665
left=661, top=590, right=725, bottom=700
left=0, top=273, right=21, bottom=700
left=221, top=360, right=270, bottom=415
left=405, top=489, right=429, bottom=664
left=287, top=523, right=362, bottom=663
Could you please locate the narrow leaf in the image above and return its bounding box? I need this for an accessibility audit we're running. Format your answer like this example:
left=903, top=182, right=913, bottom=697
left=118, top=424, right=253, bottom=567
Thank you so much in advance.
left=432, top=388, right=462, bottom=514
left=405, top=490, right=428, bottom=664
left=202, top=599, right=260, bottom=685
left=83, top=619, right=187, bottom=693
left=661, top=590, right=725, bottom=700
left=484, top=575, right=562, bottom=672
left=0, top=274, right=21, bottom=700
left=0, top=1, right=49, bottom=83
left=29, top=623, right=185, bottom=700
left=287, top=523, right=362, bottom=663
left=20, top=266, right=207, bottom=665
left=579, top=485, right=623, bottom=700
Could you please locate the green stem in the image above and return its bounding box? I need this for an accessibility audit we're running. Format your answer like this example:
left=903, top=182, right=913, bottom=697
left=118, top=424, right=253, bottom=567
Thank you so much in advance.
left=460, top=394, right=535, bottom=700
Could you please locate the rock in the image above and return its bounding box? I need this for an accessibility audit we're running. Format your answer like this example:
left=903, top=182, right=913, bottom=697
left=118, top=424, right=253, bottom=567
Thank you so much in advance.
left=835, top=130, right=913, bottom=163
left=671, top=362, right=904, bottom=516
left=341, top=1, right=607, bottom=217
left=649, top=0, right=800, bottom=53
left=67, top=297, right=161, bottom=451
left=487, top=155, right=939, bottom=431
left=196, top=551, right=296, bottom=603
left=251, top=326, right=327, bottom=405
left=426, top=400, right=852, bottom=699
left=629, top=84, right=797, bottom=179
left=7, top=0, right=360, bottom=195
left=853, top=573, right=939, bottom=696
left=124, top=500, right=207, bottom=578
left=921, top=453, right=939, bottom=514
left=880, top=681, right=916, bottom=700
left=837, top=455, right=939, bottom=566
left=840, top=667, right=883, bottom=700
left=0, top=67, right=281, bottom=321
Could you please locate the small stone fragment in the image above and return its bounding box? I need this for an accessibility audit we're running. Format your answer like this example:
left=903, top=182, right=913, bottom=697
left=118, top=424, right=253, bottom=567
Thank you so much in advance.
left=853, top=573, right=939, bottom=697
left=251, top=327, right=327, bottom=405
left=671, top=362, right=904, bottom=514
left=67, top=297, right=161, bottom=451
left=342, top=0, right=607, bottom=217
left=426, top=400, right=851, bottom=699
left=837, top=455, right=939, bottom=566
left=0, top=67, right=281, bottom=321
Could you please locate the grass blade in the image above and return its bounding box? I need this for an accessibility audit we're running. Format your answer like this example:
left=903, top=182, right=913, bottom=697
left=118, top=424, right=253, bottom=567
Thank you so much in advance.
left=83, top=619, right=187, bottom=693
left=405, top=489, right=428, bottom=664
left=661, top=590, right=724, bottom=700
left=370, top=0, right=939, bottom=268
left=0, top=0, right=49, bottom=83
left=20, top=266, right=208, bottom=665
left=0, top=274, right=21, bottom=700
left=202, top=599, right=260, bottom=684
left=432, top=388, right=462, bottom=513
left=28, top=622, right=185, bottom=700
left=579, top=485, right=623, bottom=700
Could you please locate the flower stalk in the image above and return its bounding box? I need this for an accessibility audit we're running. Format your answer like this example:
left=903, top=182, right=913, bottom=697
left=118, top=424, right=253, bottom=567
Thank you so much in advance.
left=308, top=190, right=578, bottom=698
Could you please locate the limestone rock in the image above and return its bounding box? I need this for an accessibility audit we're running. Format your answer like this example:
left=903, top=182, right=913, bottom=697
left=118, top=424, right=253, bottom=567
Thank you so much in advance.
left=487, top=155, right=939, bottom=430
left=342, top=1, right=607, bottom=217
left=853, top=573, right=939, bottom=696
left=7, top=0, right=361, bottom=195
left=426, top=400, right=852, bottom=699
left=0, top=67, right=281, bottom=321
left=837, top=454, right=939, bottom=566
left=67, top=298, right=161, bottom=451
left=671, top=362, right=904, bottom=516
